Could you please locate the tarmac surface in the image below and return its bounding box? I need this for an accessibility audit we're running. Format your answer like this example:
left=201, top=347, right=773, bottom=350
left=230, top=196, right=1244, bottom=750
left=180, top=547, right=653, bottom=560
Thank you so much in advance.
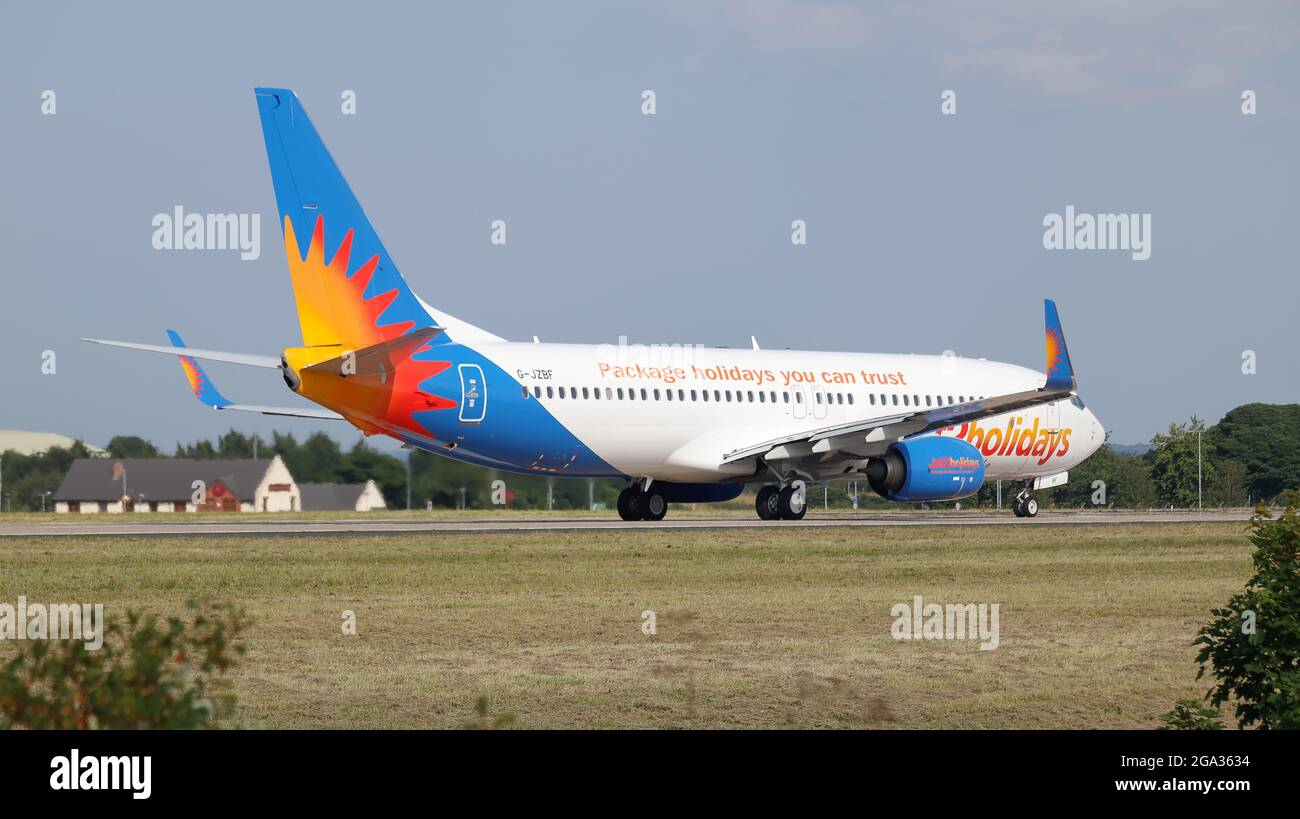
left=0, top=510, right=1252, bottom=538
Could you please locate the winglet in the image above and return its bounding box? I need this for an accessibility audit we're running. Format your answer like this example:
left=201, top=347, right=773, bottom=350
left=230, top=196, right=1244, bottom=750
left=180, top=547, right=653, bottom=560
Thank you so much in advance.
left=167, top=330, right=232, bottom=408
left=1042, top=299, right=1076, bottom=391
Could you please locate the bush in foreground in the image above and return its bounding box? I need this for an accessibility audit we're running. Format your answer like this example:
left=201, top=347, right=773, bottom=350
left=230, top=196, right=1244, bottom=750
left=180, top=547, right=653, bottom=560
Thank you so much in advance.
left=0, top=599, right=248, bottom=729
left=1164, top=498, right=1300, bottom=729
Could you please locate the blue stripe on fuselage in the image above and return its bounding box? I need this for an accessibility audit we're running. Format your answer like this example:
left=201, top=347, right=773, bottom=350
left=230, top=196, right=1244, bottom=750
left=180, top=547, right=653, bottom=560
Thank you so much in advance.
left=404, top=342, right=622, bottom=478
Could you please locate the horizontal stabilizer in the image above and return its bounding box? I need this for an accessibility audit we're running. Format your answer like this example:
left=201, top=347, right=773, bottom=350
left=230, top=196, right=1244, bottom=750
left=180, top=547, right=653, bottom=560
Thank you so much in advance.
left=82, top=338, right=281, bottom=369
left=216, top=403, right=344, bottom=420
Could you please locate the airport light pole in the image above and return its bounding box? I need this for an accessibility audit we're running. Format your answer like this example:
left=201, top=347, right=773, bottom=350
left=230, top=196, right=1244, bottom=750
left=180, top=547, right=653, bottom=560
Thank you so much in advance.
left=1197, top=428, right=1202, bottom=511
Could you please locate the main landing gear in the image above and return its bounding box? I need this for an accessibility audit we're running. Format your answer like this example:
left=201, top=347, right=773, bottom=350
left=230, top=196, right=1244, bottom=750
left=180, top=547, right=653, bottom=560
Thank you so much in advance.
left=617, top=485, right=667, bottom=521
left=755, top=483, right=806, bottom=521
left=1012, top=484, right=1039, bottom=518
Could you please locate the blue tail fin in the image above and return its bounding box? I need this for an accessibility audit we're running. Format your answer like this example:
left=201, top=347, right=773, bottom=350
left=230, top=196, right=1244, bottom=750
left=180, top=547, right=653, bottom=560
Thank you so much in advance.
left=255, top=87, right=500, bottom=348
left=1043, top=299, right=1076, bottom=391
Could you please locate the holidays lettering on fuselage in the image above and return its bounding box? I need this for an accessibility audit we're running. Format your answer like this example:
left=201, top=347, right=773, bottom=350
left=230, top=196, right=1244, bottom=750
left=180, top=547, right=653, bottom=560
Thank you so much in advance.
left=936, top=416, right=1072, bottom=465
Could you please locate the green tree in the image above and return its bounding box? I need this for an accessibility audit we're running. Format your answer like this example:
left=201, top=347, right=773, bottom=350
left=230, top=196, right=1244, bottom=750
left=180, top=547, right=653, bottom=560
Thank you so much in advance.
left=341, top=439, right=408, bottom=508
left=1204, top=459, right=1248, bottom=508
left=1214, top=403, right=1300, bottom=502
left=286, top=432, right=347, bottom=482
left=1, top=443, right=94, bottom=512
left=175, top=438, right=217, bottom=459
left=1148, top=417, right=1214, bottom=507
left=1048, top=443, right=1154, bottom=509
left=215, top=430, right=266, bottom=459
left=1187, top=499, right=1300, bottom=729
left=105, top=435, right=161, bottom=459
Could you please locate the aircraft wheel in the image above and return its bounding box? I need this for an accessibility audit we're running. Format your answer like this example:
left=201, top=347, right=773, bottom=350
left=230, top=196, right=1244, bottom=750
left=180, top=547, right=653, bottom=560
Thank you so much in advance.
left=777, top=485, right=806, bottom=520
left=643, top=491, right=668, bottom=521
left=1024, top=497, right=1039, bottom=517
left=755, top=485, right=781, bottom=520
left=617, top=488, right=644, bottom=522
left=1012, top=499, right=1026, bottom=517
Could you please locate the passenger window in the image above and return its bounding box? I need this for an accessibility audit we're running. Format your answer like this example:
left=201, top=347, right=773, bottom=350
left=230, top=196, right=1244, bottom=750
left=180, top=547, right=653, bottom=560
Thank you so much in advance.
left=617, top=388, right=624, bottom=400
left=691, top=389, right=698, bottom=401
left=925, top=395, right=932, bottom=407
left=641, top=388, right=648, bottom=400
left=665, top=389, right=672, bottom=401
left=714, top=390, right=721, bottom=401
left=702, top=390, right=709, bottom=402
left=521, top=386, right=529, bottom=399
left=725, top=390, right=732, bottom=402
left=546, top=386, right=554, bottom=398
left=593, top=387, right=600, bottom=400
left=796, top=393, right=803, bottom=403
left=653, top=388, right=660, bottom=400
left=902, top=395, right=909, bottom=406
left=815, top=393, right=822, bottom=404
left=847, top=394, right=854, bottom=405
left=678, top=389, right=685, bottom=401
left=891, top=394, right=898, bottom=406
left=748, top=391, right=755, bottom=402
left=869, top=394, right=875, bottom=405
left=770, top=391, right=777, bottom=403
left=582, top=387, right=589, bottom=399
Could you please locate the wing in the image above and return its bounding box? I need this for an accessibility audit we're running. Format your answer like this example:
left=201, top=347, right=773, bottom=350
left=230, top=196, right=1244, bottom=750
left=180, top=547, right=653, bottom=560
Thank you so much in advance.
left=723, top=299, right=1078, bottom=466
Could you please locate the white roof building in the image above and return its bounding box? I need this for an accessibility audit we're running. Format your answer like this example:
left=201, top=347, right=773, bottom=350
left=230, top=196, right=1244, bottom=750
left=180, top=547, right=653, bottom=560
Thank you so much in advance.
left=0, top=430, right=107, bottom=457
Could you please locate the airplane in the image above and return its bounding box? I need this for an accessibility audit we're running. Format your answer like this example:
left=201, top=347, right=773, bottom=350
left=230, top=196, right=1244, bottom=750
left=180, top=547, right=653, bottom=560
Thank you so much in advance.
left=85, top=87, right=1106, bottom=522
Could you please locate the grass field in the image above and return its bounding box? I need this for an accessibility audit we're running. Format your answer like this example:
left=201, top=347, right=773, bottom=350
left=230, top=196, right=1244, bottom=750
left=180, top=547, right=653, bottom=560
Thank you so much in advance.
left=0, top=522, right=1254, bottom=728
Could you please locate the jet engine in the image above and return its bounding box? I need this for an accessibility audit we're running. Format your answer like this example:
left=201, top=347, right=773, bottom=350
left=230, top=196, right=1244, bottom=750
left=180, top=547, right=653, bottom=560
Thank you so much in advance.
left=865, top=437, right=985, bottom=502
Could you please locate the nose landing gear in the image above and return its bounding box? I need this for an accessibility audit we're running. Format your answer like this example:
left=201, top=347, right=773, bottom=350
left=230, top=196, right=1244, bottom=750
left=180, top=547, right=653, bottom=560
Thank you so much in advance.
left=1012, top=485, right=1039, bottom=518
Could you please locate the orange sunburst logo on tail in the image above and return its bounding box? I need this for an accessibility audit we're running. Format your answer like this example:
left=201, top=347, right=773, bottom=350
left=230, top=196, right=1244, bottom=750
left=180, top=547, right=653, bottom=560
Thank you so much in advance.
left=284, top=215, right=419, bottom=348
left=1045, top=327, right=1064, bottom=377
left=283, top=214, right=457, bottom=434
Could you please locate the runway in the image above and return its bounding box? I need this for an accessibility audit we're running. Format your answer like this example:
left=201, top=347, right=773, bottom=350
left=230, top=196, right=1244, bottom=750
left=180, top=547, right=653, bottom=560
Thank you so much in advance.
left=0, top=510, right=1252, bottom=538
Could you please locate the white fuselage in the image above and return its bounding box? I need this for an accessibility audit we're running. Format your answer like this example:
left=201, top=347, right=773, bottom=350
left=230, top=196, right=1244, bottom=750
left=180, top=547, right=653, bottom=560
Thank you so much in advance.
left=471, top=341, right=1105, bottom=483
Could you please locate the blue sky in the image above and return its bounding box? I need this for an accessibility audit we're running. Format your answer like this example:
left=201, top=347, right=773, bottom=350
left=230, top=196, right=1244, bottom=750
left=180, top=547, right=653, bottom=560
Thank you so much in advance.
left=2, top=1, right=1297, bottom=450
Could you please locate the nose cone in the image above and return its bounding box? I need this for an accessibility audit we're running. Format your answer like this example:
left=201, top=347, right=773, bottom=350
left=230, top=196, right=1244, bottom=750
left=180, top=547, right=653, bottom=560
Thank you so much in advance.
left=1084, top=407, right=1105, bottom=455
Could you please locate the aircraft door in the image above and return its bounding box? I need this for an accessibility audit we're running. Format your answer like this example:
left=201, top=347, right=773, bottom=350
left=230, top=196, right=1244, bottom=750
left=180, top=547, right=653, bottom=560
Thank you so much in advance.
left=812, top=389, right=828, bottom=420
left=458, top=364, right=486, bottom=424
left=792, top=386, right=807, bottom=419
left=1046, top=400, right=1060, bottom=432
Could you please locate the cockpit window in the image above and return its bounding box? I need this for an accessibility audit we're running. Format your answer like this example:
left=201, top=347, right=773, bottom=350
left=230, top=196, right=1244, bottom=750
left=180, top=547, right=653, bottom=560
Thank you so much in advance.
left=1070, top=395, right=1086, bottom=410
